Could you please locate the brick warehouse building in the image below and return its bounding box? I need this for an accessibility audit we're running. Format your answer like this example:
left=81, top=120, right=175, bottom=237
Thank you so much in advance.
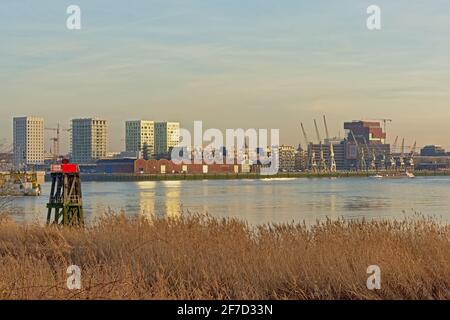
left=135, top=159, right=245, bottom=175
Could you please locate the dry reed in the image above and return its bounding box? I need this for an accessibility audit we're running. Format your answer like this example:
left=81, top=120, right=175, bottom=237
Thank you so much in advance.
left=0, top=213, right=448, bottom=300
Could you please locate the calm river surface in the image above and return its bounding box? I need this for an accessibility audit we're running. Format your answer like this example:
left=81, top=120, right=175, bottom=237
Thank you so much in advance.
left=9, top=176, right=450, bottom=225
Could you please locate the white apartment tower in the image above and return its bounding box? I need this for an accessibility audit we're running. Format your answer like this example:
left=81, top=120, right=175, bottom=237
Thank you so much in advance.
left=155, top=122, right=180, bottom=155
left=125, top=120, right=155, bottom=157
left=13, top=117, right=45, bottom=166
left=71, top=118, right=107, bottom=164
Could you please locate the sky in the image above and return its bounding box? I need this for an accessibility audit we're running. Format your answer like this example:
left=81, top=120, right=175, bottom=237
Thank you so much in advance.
left=1, top=0, right=449, bottom=153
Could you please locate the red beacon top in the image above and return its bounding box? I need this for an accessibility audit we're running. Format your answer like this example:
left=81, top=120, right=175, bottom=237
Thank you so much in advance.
left=51, top=159, right=79, bottom=173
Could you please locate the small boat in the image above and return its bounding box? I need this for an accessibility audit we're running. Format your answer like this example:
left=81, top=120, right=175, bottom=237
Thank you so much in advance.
left=370, top=174, right=383, bottom=179
left=1, top=181, right=41, bottom=196
left=405, top=171, right=415, bottom=178
left=0, top=172, right=42, bottom=196
left=382, top=171, right=416, bottom=179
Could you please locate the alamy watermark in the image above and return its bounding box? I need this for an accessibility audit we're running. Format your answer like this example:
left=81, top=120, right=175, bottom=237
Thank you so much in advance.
left=67, top=265, right=82, bottom=290
left=367, top=5, right=381, bottom=30
left=66, top=5, right=81, bottom=30
left=170, top=121, right=280, bottom=176
left=65, top=5, right=381, bottom=31
left=65, top=264, right=382, bottom=291
left=366, top=265, right=382, bottom=290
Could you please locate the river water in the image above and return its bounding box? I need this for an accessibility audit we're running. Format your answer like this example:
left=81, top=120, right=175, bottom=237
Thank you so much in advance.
left=8, top=176, right=450, bottom=225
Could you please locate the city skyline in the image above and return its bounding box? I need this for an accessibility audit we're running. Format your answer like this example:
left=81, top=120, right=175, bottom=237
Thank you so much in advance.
left=1, top=1, right=450, bottom=152
left=3, top=115, right=448, bottom=155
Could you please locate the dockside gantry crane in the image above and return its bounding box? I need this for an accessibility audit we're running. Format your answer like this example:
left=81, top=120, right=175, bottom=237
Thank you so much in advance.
left=322, top=115, right=336, bottom=172
left=314, top=119, right=327, bottom=172
left=399, top=138, right=406, bottom=170
left=408, top=141, right=417, bottom=169
left=362, top=136, right=376, bottom=171
left=389, top=136, right=399, bottom=170
left=349, top=130, right=366, bottom=171
left=301, top=122, right=317, bottom=172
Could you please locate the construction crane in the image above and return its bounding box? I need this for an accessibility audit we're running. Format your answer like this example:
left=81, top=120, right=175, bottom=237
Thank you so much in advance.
left=45, top=124, right=72, bottom=164
left=314, top=119, right=327, bottom=172
left=301, top=123, right=317, bottom=172
left=45, top=124, right=61, bottom=164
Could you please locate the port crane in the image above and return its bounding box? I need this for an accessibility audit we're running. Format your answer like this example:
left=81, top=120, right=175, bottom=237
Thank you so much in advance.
left=322, top=115, right=336, bottom=172
left=323, top=115, right=330, bottom=142
left=362, top=137, right=376, bottom=171
left=349, top=130, right=366, bottom=171
left=372, top=143, right=387, bottom=170
left=399, top=138, right=406, bottom=170
left=314, top=119, right=327, bottom=172
left=300, top=123, right=317, bottom=172
left=389, top=136, right=398, bottom=170
left=408, top=141, right=417, bottom=169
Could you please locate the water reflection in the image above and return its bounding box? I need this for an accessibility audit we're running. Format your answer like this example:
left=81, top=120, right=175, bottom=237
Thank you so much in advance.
left=8, top=177, right=450, bottom=225
left=162, top=181, right=181, bottom=219
left=136, top=181, right=156, bottom=220
left=137, top=181, right=181, bottom=219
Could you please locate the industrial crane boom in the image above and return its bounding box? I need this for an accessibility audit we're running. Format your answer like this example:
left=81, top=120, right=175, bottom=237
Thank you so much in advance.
left=300, top=123, right=310, bottom=147
left=323, top=115, right=330, bottom=141
left=392, top=136, right=398, bottom=154
left=314, top=119, right=321, bottom=143
left=409, top=141, right=417, bottom=157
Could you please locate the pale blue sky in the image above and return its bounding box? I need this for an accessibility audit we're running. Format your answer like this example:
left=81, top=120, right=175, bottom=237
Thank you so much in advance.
left=1, top=0, right=449, bottom=152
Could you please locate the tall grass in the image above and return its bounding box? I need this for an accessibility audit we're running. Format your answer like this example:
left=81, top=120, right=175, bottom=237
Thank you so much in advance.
left=0, top=213, right=448, bottom=300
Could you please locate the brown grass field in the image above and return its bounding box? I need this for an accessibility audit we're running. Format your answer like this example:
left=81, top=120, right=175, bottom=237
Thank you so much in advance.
left=0, top=213, right=448, bottom=300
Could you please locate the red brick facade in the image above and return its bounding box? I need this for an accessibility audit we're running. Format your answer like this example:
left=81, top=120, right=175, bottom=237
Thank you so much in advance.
left=134, top=159, right=243, bottom=174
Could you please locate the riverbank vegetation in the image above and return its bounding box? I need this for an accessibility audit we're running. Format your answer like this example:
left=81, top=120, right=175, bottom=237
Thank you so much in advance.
left=0, top=213, right=448, bottom=300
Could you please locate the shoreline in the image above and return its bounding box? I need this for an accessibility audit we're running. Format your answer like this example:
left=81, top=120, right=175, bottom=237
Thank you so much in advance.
left=44, top=170, right=450, bottom=182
